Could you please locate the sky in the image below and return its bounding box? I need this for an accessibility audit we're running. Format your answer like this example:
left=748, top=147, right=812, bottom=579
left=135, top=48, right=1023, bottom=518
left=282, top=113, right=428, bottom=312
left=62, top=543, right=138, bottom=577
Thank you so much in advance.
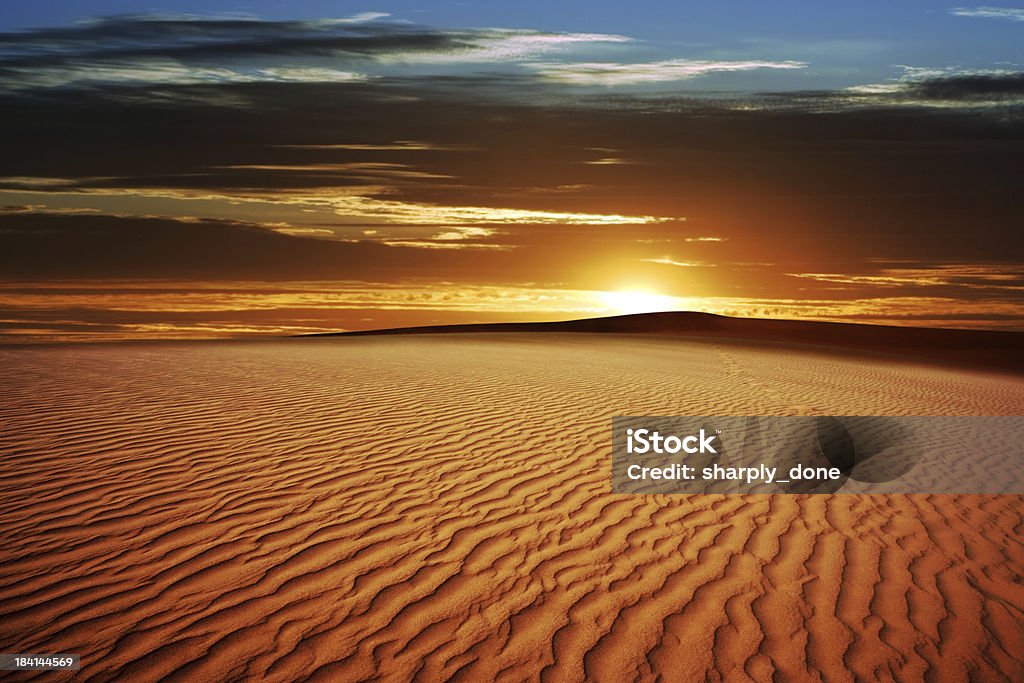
left=1, top=2, right=1022, bottom=340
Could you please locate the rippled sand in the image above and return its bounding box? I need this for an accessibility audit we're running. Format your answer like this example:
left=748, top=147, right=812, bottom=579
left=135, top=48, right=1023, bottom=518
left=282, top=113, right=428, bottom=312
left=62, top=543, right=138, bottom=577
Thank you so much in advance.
left=1, top=334, right=1023, bottom=681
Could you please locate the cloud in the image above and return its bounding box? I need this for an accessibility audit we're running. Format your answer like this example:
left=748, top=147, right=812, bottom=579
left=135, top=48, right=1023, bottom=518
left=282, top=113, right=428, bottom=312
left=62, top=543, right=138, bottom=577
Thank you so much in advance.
left=0, top=212, right=481, bottom=280
left=1, top=13, right=1023, bottom=338
left=275, top=141, right=476, bottom=151
left=250, top=67, right=368, bottom=83
left=382, top=226, right=512, bottom=250
left=0, top=60, right=371, bottom=90
left=786, top=265, right=1024, bottom=292
left=375, top=29, right=632, bottom=65
left=950, top=6, right=1024, bottom=21
left=906, top=72, right=1024, bottom=100
left=0, top=14, right=632, bottom=91
left=2, top=71, right=1022, bottom=256
left=583, top=157, right=636, bottom=165
left=28, top=184, right=673, bottom=226
left=801, top=68, right=1024, bottom=109
left=1, top=22, right=1022, bottom=338
left=0, top=177, right=79, bottom=188
left=642, top=258, right=710, bottom=268
left=530, top=59, right=807, bottom=85
left=217, top=162, right=455, bottom=181
left=3, top=209, right=1023, bottom=337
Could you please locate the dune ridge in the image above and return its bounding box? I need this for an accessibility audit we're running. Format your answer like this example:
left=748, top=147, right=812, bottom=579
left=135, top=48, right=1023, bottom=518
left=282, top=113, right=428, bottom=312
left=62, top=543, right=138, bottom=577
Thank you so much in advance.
left=1, top=334, right=1023, bottom=681
left=307, top=312, right=1024, bottom=375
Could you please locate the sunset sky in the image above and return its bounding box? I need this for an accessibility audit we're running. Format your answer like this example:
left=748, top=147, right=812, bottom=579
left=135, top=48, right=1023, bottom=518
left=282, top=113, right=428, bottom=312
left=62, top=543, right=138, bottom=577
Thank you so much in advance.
left=1, top=2, right=1022, bottom=340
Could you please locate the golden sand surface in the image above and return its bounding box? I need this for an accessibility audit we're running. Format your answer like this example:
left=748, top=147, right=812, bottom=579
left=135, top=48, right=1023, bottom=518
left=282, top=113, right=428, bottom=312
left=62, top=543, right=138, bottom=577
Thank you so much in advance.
left=1, top=334, right=1023, bottom=681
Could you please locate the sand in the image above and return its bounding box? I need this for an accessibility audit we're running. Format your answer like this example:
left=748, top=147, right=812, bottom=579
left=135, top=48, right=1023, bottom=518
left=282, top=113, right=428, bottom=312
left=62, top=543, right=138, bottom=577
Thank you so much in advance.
left=1, top=333, right=1023, bottom=681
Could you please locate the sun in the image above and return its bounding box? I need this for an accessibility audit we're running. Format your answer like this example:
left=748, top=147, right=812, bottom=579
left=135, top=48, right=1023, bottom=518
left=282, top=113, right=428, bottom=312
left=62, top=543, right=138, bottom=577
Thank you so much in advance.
left=597, top=288, right=677, bottom=315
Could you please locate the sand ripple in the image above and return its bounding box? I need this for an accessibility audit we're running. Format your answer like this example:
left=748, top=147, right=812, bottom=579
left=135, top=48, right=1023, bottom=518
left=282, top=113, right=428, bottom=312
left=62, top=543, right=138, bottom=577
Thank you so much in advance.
left=1, top=334, right=1023, bottom=681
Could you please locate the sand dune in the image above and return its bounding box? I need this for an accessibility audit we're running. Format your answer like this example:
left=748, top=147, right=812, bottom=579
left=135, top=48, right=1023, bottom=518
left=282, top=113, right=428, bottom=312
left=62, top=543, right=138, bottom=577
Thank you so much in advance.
left=2, top=333, right=1024, bottom=681
left=312, top=312, right=1024, bottom=375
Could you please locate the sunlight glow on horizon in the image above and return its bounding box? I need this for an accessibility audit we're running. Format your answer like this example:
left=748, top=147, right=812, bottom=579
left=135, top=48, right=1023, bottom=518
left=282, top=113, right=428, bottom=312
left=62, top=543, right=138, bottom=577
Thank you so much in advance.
left=595, top=288, right=680, bottom=315
left=4, top=280, right=1023, bottom=342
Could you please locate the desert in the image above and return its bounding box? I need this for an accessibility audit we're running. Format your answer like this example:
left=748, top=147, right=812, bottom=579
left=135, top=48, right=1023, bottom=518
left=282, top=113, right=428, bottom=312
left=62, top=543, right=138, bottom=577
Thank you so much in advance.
left=2, top=319, right=1023, bottom=681
left=4, top=3, right=1024, bottom=680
